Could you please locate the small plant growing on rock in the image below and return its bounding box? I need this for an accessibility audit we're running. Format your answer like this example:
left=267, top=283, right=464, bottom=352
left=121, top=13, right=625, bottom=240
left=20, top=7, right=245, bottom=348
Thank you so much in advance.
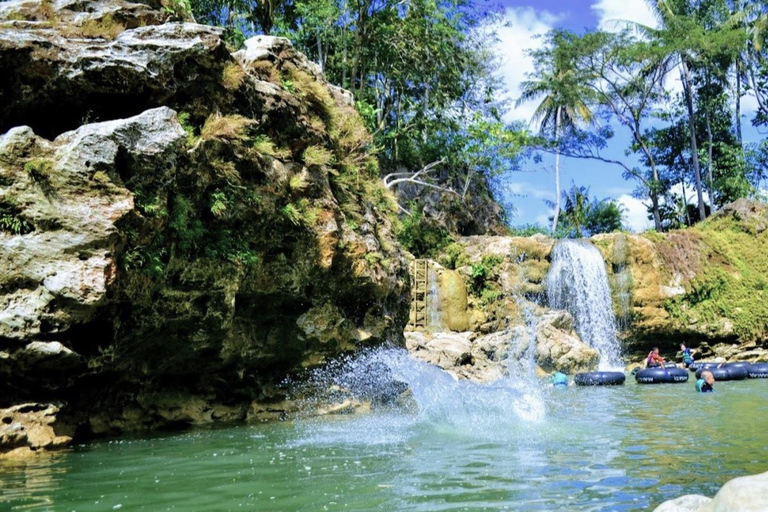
left=302, top=145, right=333, bottom=167
left=251, top=135, right=290, bottom=160
left=221, top=62, right=246, bottom=90
left=200, top=113, right=255, bottom=143
left=76, top=14, right=125, bottom=40
left=162, top=0, right=192, bottom=21
left=0, top=201, right=34, bottom=235
left=281, top=203, right=302, bottom=226
left=24, top=159, right=51, bottom=182
left=289, top=173, right=310, bottom=194
left=209, top=190, right=228, bottom=217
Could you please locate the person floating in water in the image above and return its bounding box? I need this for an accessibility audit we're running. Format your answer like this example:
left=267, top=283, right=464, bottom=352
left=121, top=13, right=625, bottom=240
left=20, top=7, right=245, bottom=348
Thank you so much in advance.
left=696, top=370, right=715, bottom=393
left=646, top=347, right=666, bottom=368
left=680, top=344, right=696, bottom=368
left=551, top=371, right=569, bottom=388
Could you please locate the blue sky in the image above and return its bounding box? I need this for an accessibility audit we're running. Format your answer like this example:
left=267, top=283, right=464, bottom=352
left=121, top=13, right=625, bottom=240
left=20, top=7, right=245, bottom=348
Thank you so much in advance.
left=492, top=0, right=765, bottom=231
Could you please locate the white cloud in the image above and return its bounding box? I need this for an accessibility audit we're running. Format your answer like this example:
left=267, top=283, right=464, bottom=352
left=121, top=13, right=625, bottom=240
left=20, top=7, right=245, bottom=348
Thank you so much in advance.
left=535, top=213, right=552, bottom=227
left=506, top=181, right=552, bottom=199
left=617, top=194, right=653, bottom=232
left=494, top=7, right=563, bottom=123
left=591, top=0, right=658, bottom=32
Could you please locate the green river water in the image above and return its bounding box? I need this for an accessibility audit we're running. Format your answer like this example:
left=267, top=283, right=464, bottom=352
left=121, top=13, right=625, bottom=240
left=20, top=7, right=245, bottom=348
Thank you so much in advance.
left=2, top=354, right=768, bottom=512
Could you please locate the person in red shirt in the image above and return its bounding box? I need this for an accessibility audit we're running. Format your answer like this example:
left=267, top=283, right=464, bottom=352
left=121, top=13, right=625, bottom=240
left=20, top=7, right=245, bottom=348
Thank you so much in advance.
left=646, top=347, right=666, bottom=368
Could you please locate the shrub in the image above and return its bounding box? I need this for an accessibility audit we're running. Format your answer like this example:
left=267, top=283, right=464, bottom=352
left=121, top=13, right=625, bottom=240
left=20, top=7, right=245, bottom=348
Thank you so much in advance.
left=438, top=242, right=470, bottom=269
left=396, top=210, right=451, bottom=258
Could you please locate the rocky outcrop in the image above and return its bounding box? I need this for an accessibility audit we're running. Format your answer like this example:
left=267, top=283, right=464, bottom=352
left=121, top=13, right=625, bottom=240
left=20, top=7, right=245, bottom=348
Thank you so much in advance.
left=426, top=200, right=768, bottom=361
left=405, top=308, right=597, bottom=382
left=0, top=403, right=72, bottom=456
left=653, top=469, right=768, bottom=512
left=0, top=0, right=408, bottom=447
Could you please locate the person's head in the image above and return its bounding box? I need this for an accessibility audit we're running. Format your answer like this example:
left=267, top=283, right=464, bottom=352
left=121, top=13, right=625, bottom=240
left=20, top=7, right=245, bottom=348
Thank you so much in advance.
left=702, top=370, right=715, bottom=385
left=680, top=343, right=686, bottom=350
left=653, top=347, right=659, bottom=354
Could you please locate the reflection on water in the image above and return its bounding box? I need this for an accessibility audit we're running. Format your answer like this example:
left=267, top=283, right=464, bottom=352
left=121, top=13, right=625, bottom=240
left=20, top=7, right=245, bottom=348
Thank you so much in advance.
left=0, top=452, right=67, bottom=510
left=2, top=360, right=768, bottom=511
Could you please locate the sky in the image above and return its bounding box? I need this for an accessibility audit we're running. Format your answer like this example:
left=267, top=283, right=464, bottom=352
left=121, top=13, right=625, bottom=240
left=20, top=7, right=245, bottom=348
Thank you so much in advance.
left=492, top=0, right=766, bottom=231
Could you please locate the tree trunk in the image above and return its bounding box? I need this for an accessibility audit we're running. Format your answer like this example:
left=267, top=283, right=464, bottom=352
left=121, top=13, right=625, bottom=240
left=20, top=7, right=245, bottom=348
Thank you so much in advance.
left=735, top=63, right=743, bottom=145
left=316, top=31, right=324, bottom=73
left=705, top=109, right=716, bottom=211
left=551, top=106, right=561, bottom=235
left=680, top=60, right=706, bottom=220
left=681, top=175, right=690, bottom=227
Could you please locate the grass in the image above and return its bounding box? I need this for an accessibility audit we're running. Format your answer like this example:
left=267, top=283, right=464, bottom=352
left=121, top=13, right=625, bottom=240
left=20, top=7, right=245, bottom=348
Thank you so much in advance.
left=221, top=62, right=246, bottom=90
left=200, top=113, right=255, bottom=142
left=661, top=212, right=768, bottom=341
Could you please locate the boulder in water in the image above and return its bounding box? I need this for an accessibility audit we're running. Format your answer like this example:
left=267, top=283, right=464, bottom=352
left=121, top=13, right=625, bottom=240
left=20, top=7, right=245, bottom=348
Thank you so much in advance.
left=653, top=469, right=768, bottom=512
left=0, top=403, right=72, bottom=457
left=701, top=469, right=768, bottom=512
left=652, top=495, right=712, bottom=512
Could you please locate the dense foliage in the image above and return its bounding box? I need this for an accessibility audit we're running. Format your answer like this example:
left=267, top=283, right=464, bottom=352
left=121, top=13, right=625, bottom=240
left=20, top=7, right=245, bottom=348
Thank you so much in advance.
left=189, top=0, right=527, bottom=233
left=520, top=0, right=768, bottom=232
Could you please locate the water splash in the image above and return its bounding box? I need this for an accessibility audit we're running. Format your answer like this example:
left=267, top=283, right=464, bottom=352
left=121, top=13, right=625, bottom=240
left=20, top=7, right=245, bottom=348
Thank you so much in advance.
left=546, top=240, right=623, bottom=370
left=293, top=346, right=546, bottom=445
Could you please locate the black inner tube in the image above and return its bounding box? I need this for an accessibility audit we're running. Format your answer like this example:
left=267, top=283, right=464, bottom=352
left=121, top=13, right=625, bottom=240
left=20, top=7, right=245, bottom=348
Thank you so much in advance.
left=574, top=372, right=626, bottom=386
left=635, top=367, right=689, bottom=384
left=747, top=363, right=768, bottom=378
left=695, top=366, right=749, bottom=381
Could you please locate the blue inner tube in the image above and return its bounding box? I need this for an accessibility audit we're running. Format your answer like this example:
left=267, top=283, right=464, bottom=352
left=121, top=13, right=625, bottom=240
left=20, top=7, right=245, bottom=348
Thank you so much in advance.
left=688, top=362, right=722, bottom=372
left=574, top=372, right=626, bottom=386
left=695, top=366, right=749, bottom=381
left=747, top=363, right=768, bottom=379
left=635, top=367, right=689, bottom=384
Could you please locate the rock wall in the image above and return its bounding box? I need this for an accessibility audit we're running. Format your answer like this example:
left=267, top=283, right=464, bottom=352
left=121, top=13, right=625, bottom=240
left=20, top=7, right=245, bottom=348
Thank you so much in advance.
left=426, top=200, right=768, bottom=363
left=0, top=0, right=409, bottom=452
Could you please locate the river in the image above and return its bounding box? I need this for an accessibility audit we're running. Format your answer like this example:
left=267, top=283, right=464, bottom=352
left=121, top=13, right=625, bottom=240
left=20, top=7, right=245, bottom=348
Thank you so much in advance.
left=2, top=356, right=767, bottom=511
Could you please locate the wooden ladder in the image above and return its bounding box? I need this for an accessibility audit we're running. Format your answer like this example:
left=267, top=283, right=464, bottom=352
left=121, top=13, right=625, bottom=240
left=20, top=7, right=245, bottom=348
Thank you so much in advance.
left=410, top=259, right=429, bottom=329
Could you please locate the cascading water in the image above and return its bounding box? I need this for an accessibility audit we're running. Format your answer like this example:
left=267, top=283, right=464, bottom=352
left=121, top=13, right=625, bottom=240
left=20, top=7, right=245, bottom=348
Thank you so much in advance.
left=546, top=240, right=623, bottom=370
left=426, top=265, right=441, bottom=328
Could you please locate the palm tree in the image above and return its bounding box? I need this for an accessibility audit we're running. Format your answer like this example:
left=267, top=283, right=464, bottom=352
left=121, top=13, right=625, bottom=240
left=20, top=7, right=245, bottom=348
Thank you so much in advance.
left=641, top=0, right=710, bottom=220
left=517, top=30, right=595, bottom=235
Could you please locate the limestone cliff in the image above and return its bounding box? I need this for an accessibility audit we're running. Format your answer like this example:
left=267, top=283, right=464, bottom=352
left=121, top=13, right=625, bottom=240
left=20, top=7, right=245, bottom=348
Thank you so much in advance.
left=428, top=200, right=768, bottom=363
left=0, top=0, right=408, bottom=452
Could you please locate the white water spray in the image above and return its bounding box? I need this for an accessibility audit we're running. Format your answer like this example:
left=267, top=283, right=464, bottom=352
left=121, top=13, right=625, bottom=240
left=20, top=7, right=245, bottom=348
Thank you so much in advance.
left=546, top=240, right=623, bottom=370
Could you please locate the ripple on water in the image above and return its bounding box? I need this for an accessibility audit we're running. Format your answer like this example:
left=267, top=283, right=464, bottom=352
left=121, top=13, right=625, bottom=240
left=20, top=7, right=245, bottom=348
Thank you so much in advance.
left=2, top=362, right=768, bottom=510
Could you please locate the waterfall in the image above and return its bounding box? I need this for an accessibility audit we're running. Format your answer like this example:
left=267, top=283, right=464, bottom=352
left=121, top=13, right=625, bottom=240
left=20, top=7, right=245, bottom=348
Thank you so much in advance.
left=546, top=240, right=623, bottom=370
left=427, top=265, right=441, bottom=328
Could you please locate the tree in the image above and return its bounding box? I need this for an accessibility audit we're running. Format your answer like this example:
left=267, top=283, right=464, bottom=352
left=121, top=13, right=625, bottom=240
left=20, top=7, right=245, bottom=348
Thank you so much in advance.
left=547, top=183, right=624, bottom=237
left=517, top=30, right=595, bottom=235
left=553, top=29, right=669, bottom=230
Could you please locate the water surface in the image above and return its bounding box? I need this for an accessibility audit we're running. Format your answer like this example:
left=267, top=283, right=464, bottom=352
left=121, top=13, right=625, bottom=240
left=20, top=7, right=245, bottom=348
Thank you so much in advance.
left=3, top=365, right=767, bottom=512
